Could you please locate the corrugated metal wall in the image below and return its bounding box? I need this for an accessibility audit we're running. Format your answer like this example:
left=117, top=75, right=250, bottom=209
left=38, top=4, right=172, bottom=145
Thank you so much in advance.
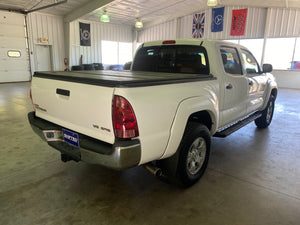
left=201, top=6, right=267, bottom=40
left=268, top=8, right=300, bottom=37
left=25, top=7, right=300, bottom=72
left=27, top=13, right=65, bottom=74
left=138, top=6, right=300, bottom=42
left=138, top=20, right=175, bottom=43
left=69, top=20, right=133, bottom=66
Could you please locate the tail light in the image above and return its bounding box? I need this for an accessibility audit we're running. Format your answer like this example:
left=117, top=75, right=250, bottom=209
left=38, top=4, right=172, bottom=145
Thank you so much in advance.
left=112, top=95, right=139, bottom=139
left=30, top=82, right=35, bottom=110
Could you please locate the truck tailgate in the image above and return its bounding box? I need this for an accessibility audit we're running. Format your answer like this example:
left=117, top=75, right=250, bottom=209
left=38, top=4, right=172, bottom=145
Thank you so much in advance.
left=31, top=77, right=115, bottom=144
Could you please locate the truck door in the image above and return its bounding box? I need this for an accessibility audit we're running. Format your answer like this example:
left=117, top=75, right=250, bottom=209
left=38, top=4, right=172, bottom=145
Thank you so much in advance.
left=240, top=49, right=268, bottom=115
left=219, top=46, right=248, bottom=127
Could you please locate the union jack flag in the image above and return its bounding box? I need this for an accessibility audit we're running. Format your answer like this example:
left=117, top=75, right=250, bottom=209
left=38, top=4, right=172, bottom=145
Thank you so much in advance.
left=192, top=13, right=205, bottom=39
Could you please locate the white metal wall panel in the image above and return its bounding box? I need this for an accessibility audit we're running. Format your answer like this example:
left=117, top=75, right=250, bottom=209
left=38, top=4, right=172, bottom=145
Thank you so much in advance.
left=139, top=6, right=266, bottom=42
left=268, top=8, right=300, bottom=37
left=178, top=6, right=266, bottom=40
left=27, top=13, right=65, bottom=74
left=178, top=14, right=193, bottom=39
left=0, top=10, right=30, bottom=83
left=138, top=20, right=175, bottom=43
left=70, top=20, right=133, bottom=67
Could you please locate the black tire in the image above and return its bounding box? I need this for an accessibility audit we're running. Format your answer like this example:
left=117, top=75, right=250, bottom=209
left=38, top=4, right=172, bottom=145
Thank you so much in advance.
left=255, top=95, right=275, bottom=129
left=176, top=122, right=211, bottom=187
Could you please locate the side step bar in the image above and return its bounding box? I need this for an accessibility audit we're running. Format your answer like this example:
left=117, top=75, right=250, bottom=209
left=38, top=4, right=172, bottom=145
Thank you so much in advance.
left=214, top=112, right=262, bottom=138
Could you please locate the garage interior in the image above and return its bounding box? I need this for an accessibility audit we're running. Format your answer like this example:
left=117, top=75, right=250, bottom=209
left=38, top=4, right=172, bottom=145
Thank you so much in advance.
left=0, top=0, right=300, bottom=224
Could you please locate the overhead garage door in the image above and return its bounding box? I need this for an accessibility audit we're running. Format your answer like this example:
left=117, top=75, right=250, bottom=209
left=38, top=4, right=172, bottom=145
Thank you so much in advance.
left=0, top=10, right=30, bottom=83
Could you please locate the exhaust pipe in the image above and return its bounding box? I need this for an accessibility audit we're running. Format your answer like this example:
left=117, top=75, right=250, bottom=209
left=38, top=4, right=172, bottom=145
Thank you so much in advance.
left=143, top=163, right=162, bottom=177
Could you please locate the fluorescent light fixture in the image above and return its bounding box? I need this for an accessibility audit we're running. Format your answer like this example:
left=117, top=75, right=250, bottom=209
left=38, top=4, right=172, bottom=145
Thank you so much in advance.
left=135, top=19, right=143, bottom=29
left=101, top=10, right=110, bottom=22
left=207, top=0, right=218, bottom=7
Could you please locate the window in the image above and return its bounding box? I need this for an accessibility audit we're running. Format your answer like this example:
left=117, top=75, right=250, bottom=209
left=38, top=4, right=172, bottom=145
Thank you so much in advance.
left=240, top=39, right=264, bottom=65
left=7, top=50, right=21, bottom=58
left=224, top=38, right=300, bottom=71
left=264, top=38, right=295, bottom=70
left=119, top=42, right=132, bottom=65
left=101, top=41, right=118, bottom=64
left=241, top=49, right=260, bottom=74
left=101, top=41, right=133, bottom=65
left=136, top=43, right=142, bottom=50
left=132, top=45, right=209, bottom=75
left=220, top=47, right=242, bottom=75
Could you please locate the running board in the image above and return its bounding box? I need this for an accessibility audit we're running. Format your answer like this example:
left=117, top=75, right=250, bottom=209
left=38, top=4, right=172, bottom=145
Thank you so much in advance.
left=214, top=112, right=262, bottom=138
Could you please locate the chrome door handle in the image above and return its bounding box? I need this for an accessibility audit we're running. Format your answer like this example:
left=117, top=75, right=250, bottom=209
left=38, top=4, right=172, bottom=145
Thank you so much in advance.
left=226, top=84, right=233, bottom=89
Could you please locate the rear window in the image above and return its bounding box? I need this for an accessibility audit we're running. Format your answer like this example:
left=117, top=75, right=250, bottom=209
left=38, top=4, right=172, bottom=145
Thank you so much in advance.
left=132, top=45, right=209, bottom=75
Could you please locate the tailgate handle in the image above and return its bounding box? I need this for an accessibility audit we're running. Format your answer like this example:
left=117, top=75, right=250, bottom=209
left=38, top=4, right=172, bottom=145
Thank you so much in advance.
left=56, top=88, right=70, bottom=96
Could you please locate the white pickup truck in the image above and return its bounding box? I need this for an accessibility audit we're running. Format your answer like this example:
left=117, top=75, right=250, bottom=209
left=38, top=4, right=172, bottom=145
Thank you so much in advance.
left=28, top=39, right=277, bottom=187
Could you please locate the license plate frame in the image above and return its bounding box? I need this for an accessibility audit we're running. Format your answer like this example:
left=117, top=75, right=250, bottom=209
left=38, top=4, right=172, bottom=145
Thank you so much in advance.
left=62, top=128, right=80, bottom=148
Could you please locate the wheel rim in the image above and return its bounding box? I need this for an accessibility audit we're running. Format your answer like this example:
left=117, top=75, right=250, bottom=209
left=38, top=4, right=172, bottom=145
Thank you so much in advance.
left=186, top=137, right=206, bottom=175
left=266, top=101, right=273, bottom=124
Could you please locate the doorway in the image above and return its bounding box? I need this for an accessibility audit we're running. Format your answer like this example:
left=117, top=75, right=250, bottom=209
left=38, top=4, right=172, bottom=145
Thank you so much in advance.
left=35, top=45, right=52, bottom=71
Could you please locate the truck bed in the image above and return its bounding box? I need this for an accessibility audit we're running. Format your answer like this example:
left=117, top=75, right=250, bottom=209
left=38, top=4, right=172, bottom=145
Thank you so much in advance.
left=34, top=70, right=214, bottom=88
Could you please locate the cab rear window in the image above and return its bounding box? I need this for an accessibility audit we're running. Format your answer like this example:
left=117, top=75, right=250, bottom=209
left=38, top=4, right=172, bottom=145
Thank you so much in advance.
left=132, top=45, right=209, bottom=75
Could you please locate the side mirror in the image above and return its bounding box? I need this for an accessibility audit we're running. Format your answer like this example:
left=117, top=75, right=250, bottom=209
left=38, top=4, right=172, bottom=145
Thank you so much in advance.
left=262, top=64, right=273, bottom=73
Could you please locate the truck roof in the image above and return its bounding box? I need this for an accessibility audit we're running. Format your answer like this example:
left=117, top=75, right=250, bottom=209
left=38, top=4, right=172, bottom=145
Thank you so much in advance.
left=142, top=39, right=245, bottom=50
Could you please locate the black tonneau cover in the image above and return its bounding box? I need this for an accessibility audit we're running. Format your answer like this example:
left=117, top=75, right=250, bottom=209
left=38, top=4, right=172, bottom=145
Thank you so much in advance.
left=34, top=70, right=215, bottom=88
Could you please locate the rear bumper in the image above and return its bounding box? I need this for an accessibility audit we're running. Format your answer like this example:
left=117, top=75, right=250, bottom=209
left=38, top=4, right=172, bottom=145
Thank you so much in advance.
left=28, top=111, right=141, bottom=170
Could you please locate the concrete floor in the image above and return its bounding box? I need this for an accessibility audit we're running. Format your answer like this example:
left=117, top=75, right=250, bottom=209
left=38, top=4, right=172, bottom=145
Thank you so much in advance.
left=0, top=82, right=299, bottom=225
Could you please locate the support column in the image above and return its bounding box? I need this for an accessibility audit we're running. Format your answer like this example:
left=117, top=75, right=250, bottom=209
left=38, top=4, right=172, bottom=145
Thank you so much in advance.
left=261, top=8, right=271, bottom=66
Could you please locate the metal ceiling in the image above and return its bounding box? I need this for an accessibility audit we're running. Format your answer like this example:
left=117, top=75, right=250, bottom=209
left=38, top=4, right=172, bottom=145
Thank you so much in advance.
left=0, top=0, right=300, bottom=27
left=0, top=0, right=90, bottom=14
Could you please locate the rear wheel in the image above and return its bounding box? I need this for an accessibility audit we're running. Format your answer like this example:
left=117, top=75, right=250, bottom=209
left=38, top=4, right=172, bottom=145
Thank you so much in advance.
left=176, top=122, right=211, bottom=187
left=255, top=95, right=275, bottom=128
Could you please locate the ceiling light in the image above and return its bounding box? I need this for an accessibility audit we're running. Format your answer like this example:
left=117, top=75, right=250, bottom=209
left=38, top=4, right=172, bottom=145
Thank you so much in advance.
left=207, top=0, right=218, bottom=7
left=135, top=19, right=143, bottom=29
left=101, top=10, right=110, bottom=22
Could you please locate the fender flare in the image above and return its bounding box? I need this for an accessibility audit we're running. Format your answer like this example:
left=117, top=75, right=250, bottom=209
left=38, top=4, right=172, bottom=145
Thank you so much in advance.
left=262, top=79, right=278, bottom=110
left=161, top=95, right=218, bottom=159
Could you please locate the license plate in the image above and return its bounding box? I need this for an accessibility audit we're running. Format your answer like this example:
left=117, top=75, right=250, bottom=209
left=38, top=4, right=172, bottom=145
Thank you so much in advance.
left=62, top=129, right=80, bottom=148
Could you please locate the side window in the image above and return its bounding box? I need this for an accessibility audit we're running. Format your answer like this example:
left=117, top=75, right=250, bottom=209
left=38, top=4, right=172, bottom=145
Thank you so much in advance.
left=241, top=49, right=260, bottom=74
left=220, top=47, right=242, bottom=75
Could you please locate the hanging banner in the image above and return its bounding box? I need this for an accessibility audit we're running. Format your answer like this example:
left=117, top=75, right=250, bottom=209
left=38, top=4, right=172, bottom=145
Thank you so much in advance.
left=211, top=7, right=225, bottom=32
left=230, top=8, right=248, bottom=36
left=79, top=22, right=91, bottom=46
left=192, top=12, right=205, bottom=38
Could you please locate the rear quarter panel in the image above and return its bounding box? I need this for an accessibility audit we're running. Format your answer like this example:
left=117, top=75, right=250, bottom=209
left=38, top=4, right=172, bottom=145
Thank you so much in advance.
left=114, top=79, right=219, bottom=164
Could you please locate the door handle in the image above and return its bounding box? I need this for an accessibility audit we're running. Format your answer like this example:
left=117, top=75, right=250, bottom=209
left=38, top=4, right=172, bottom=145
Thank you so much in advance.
left=226, top=83, right=233, bottom=89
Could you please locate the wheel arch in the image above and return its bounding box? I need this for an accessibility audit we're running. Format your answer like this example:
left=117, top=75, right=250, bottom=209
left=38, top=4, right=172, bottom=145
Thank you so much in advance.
left=161, top=96, right=218, bottom=159
left=271, top=88, right=278, bottom=99
left=262, top=79, right=278, bottom=110
left=188, top=110, right=213, bottom=131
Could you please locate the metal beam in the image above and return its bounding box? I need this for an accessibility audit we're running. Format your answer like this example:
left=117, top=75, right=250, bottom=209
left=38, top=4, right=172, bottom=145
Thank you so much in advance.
left=27, top=0, right=68, bottom=14
left=64, top=0, right=115, bottom=23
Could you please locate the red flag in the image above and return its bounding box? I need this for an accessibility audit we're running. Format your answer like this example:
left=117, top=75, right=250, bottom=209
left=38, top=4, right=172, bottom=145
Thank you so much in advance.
left=230, top=8, right=247, bottom=36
